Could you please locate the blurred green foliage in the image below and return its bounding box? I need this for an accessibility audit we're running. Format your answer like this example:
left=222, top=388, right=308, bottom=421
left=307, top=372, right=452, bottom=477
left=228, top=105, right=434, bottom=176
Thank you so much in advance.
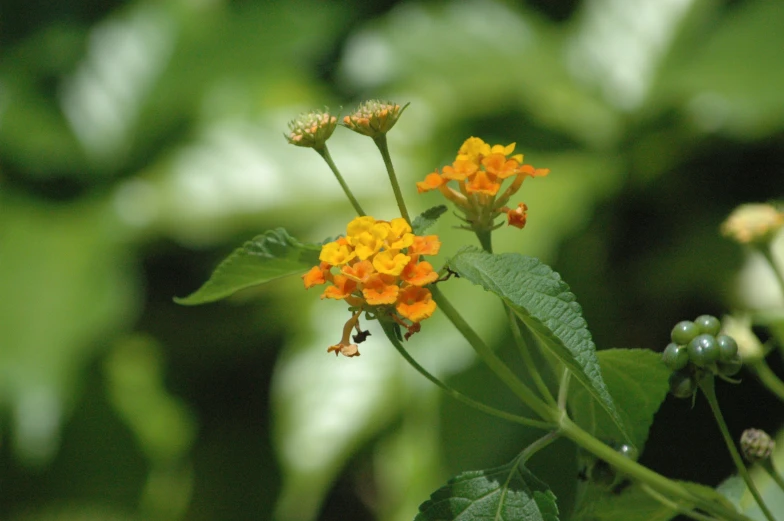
left=2, top=0, right=783, bottom=520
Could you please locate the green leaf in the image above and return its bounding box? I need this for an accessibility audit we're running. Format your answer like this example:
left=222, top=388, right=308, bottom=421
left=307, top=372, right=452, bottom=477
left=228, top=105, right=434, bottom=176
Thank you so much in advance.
left=416, top=459, right=560, bottom=521
left=573, top=479, right=736, bottom=521
left=447, top=247, right=628, bottom=442
left=174, top=228, right=321, bottom=305
left=412, top=205, right=448, bottom=235
left=569, top=349, right=670, bottom=452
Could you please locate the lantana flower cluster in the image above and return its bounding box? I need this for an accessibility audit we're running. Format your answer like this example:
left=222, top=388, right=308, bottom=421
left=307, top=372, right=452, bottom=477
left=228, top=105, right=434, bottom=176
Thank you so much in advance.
left=417, top=137, right=549, bottom=231
left=302, top=216, right=441, bottom=357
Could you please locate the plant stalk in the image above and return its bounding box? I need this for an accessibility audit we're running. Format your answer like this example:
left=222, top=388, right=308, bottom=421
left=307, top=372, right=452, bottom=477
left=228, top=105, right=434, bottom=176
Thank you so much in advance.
left=315, top=145, right=365, bottom=217
left=699, top=376, right=776, bottom=521
left=373, top=135, right=411, bottom=223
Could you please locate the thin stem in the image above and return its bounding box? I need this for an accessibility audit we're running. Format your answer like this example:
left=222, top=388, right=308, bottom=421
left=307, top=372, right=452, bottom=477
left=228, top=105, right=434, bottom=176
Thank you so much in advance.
left=315, top=146, right=365, bottom=216
left=559, top=416, right=754, bottom=521
left=372, top=135, right=410, bottom=223
left=760, top=244, right=784, bottom=297
left=518, top=430, right=561, bottom=464
left=380, top=322, right=555, bottom=430
left=640, top=483, right=721, bottom=521
left=430, top=286, right=559, bottom=423
left=508, top=307, right=558, bottom=408
left=699, top=376, right=776, bottom=521
left=750, top=359, right=784, bottom=403
left=558, top=368, right=571, bottom=411
left=760, top=459, right=784, bottom=497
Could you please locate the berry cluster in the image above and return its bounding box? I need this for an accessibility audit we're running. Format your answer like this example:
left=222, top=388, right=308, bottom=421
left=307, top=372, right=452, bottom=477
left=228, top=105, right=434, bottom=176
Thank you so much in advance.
left=662, top=315, right=742, bottom=398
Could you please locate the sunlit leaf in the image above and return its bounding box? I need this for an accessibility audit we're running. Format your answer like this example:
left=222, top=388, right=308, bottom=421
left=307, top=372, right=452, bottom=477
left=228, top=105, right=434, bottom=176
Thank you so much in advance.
left=416, top=459, right=559, bottom=521
left=447, top=247, right=628, bottom=442
left=175, top=228, right=321, bottom=305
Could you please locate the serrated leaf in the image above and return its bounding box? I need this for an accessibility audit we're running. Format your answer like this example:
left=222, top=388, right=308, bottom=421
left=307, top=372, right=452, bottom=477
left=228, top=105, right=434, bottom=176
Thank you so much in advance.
left=569, top=349, right=670, bottom=453
left=416, top=459, right=559, bottom=521
left=412, top=205, right=448, bottom=235
left=447, top=247, right=628, bottom=442
left=174, top=228, right=321, bottom=305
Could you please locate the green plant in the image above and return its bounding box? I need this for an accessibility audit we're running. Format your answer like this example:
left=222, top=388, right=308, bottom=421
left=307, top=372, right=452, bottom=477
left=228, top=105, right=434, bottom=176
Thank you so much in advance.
left=178, top=103, right=784, bottom=521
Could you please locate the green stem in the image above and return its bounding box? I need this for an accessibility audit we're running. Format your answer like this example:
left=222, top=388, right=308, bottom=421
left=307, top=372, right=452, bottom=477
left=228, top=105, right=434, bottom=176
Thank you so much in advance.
left=640, top=483, right=721, bottom=521
left=475, top=229, right=493, bottom=253
left=373, top=135, right=411, bottom=223
left=558, top=368, right=571, bottom=411
left=518, top=430, right=561, bottom=464
left=474, top=227, right=557, bottom=407
left=380, top=322, right=555, bottom=430
left=430, top=286, right=559, bottom=423
left=751, top=359, right=784, bottom=403
left=508, top=307, right=558, bottom=408
left=315, top=145, right=365, bottom=216
left=699, top=376, right=776, bottom=521
left=559, top=416, right=754, bottom=521
left=760, top=459, right=784, bottom=497
left=760, top=244, right=784, bottom=297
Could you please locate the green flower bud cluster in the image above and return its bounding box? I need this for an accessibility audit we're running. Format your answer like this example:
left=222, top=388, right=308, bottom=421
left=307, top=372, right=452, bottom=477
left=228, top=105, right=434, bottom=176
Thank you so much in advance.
left=662, top=315, right=742, bottom=398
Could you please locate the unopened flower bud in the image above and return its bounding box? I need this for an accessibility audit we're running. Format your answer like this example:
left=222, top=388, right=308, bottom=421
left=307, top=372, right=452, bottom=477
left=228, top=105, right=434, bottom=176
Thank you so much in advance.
left=342, top=100, right=408, bottom=138
left=286, top=110, right=338, bottom=149
left=741, top=429, right=775, bottom=463
left=721, top=203, right=784, bottom=245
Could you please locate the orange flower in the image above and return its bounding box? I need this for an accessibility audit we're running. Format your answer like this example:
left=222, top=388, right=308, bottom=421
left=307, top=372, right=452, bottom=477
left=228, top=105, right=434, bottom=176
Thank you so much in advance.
left=416, top=137, right=548, bottom=233
left=416, top=172, right=446, bottom=193
left=363, top=273, right=400, bottom=305
left=302, top=266, right=327, bottom=288
left=321, top=275, right=357, bottom=300
left=400, top=260, right=438, bottom=287
left=396, top=286, right=437, bottom=323
left=408, top=235, right=441, bottom=257
left=342, top=260, right=375, bottom=283
left=304, top=215, right=442, bottom=353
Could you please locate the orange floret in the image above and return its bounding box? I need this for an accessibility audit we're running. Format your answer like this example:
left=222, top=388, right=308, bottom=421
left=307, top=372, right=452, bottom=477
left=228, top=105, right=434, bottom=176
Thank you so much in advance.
left=362, top=273, right=400, bottom=305
left=408, top=235, right=441, bottom=257
left=302, top=266, right=327, bottom=288
left=321, top=275, right=357, bottom=300
left=466, top=170, right=500, bottom=196
left=342, top=260, right=375, bottom=283
left=400, top=260, right=438, bottom=287
left=416, top=172, right=446, bottom=193
left=396, top=286, right=437, bottom=323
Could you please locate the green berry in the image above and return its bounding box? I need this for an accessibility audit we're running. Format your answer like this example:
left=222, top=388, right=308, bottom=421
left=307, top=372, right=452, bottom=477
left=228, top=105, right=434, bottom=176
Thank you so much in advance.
left=718, top=354, right=743, bottom=377
left=662, top=343, right=689, bottom=370
left=716, top=334, right=739, bottom=362
left=687, top=334, right=720, bottom=367
left=671, top=321, right=699, bottom=345
left=694, top=315, right=721, bottom=336
left=669, top=369, right=697, bottom=398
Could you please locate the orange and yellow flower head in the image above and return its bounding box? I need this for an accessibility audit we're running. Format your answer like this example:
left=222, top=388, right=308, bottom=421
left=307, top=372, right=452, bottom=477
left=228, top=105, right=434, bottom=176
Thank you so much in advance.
left=417, top=137, right=549, bottom=232
left=303, top=216, right=441, bottom=356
